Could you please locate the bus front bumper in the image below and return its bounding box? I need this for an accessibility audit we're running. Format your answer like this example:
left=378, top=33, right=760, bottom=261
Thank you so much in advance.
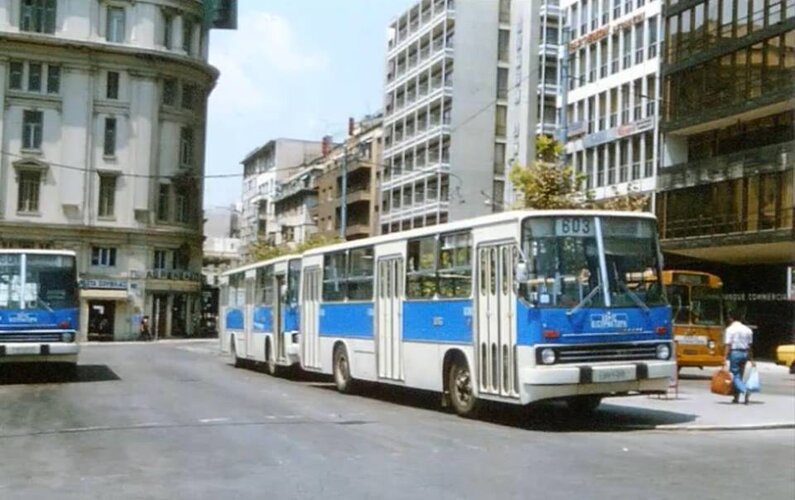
left=519, top=360, right=676, bottom=404
left=0, top=343, right=79, bottom=364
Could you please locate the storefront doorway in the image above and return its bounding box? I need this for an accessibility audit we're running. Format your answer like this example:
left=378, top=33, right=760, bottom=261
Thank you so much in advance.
left=152, top=293, right=169, bottom=339
left=88, top=301, right=115, bottom=341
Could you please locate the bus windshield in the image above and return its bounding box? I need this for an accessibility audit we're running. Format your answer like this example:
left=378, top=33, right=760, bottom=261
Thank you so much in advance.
left=519, top=216, right=665, bottom=308
left=0, top=254, right=22, bottom=310
left=25, top=254, right=77, bottom=310
left=690, top=285, right=723, bottom=325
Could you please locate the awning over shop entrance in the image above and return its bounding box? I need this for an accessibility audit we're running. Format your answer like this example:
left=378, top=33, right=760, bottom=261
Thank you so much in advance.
left=80, top=289, right=129, bottom=300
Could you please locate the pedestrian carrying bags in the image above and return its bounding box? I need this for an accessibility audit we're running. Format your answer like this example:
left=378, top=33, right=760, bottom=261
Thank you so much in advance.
left=743, top=363, right=761, bottom=393
left=710, top=369, right=734, bottom=396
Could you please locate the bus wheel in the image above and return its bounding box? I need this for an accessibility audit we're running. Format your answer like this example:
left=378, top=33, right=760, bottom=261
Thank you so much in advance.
left=448, top=359, right=478, bottom=417
left=566, top=395, right=602, bottom=414
left=265, top=338, right=278, bottom=376
left=333, top=345, right=354, bottom=394
left=231, top=339, right=242, bottom=368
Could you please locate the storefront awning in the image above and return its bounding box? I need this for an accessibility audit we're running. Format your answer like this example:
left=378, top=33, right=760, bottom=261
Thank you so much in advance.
left=80, top=289, right=129, bottom=300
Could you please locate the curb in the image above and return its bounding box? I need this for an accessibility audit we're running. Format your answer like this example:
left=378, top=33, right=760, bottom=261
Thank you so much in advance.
left=84, top=339, right=217, bottom=346
left=650, top=422, right=795, bottom=432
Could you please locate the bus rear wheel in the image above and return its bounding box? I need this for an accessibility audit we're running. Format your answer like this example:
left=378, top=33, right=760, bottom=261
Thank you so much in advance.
left=333, top=345, right=354, bottom=394
left=265, top=338, right=278, bottom=376
left=448, top=359, right=478, bottom=417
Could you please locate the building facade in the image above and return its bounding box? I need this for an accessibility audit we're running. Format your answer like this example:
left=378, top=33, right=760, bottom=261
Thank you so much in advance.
left=657, top=0, right=794, bottom=356
left=0, top=0, right=235, bottom=341
left=313, top=116, right=382, bottom=240
left=380, top=0, right=508, bottom=233
left=272, top=163, right=323, bottom=245
left=239, top=139, right=323, bottom=252
left=562, top=0, right=663, bottom=202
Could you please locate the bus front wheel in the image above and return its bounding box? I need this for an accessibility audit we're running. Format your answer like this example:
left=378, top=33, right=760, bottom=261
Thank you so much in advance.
left=333, top=345, right=354, bottom=394
left=448, top=359, right=478, bottom=417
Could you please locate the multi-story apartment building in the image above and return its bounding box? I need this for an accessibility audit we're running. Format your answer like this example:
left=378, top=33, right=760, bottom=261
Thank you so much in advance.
left=0, top=0, right=236, bottom=341
left=657, top=0, right=794, bottom=356
left=317, top=115, right=382, bottom=240
left=240, top=139, right=323, bottom=251
left=380, top=0, right=508, bottom=233
left=272, top=163, right=323, bottom=245
left=202, top=206, right=241, bottom=287
left=562, top=0, right=663, bottom=202
left=505, top=0, right=563, bottom=206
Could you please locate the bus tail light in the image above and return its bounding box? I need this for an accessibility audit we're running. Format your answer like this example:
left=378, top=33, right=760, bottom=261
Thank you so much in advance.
left=543, top=329, right=560, bottom=339
left=655, top=326, right=667, bottom=335
left=58, top=320, right=71, bottom=329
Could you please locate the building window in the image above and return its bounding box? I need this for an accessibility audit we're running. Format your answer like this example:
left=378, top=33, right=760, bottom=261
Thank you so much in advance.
left=494, top=142, right=506, bottom=175
left=179, top=127, right=194, bottom=167
left=17, top=170, right=41, bottom=213
left=162, top=11, right=173, bottom=48
left=497, top=29, right=510, bottom=63
left=495, top=105, right=507, bottom=136
left=98, top=174, right=116, bottom=217
left=9, top=61, right=24, bottom=89
left=153, top=250, right=169, bottom=270
left=22, top=110, right=43, bottom=150
left=157, top=183, right=170, bottom=221
left=20, top=0, right=56, bottom=34
left=498, top=0, right=511, bottom=23
left=28, top=63, right=42, bottom=92
left=163, top=78, right=178, bottom=105
left=106, top=71, right=119, bottom=99
left=91, top=247, right=117, bottom=267
left=106, top=6, right=125, bottom=43
left=181, top=84, right=196, bottom=110
left=183, top=18, right=194, bottom=54
left=496, top=67, right=508, bottom=100
left=102, top=117, right=117, bottom=157
left=175, top=193, right=188, bottom=223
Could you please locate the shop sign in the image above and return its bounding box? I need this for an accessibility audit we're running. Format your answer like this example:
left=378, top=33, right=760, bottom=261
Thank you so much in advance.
left=723, top=293, right=791, bottom=302
left=80, top=279, right=128, bottom=290
left=568, top=12, right=645, bottom=51
left=147, top=269, right=201, bottom=282
left=582, top=117, right=654, bottom=148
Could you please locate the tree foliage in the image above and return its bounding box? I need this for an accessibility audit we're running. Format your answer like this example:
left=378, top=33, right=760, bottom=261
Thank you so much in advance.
left=247, top=234, right=342, bottom=263
left=595, top=184, right=650, bottom=212
left=509, top=136, right=592, bottom=210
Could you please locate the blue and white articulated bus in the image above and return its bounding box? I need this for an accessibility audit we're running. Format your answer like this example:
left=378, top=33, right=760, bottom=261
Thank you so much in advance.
left=219, top=255, right=302, bottom=375
left=0, top=250, right=79, bottom=376
left=298, top=210, right=676, bottom=416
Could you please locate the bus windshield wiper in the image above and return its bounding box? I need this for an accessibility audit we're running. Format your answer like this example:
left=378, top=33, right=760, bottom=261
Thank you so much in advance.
left=566, top=285, right=601, bottom=316
left=617, top=281, right=650, bottom=314
left=37, top=294, right=54, bottom=313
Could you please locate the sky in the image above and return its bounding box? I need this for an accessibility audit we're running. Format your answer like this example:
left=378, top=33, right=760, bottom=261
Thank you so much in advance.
left=204, top=0, right=416, bottom=210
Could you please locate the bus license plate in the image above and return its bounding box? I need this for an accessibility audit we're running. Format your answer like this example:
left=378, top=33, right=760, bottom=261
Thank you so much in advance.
left=9, top=345, right=40, bottom=355
left=675, top=335, right=708, bottom=345
left=594, top=367, right=633, bottom=382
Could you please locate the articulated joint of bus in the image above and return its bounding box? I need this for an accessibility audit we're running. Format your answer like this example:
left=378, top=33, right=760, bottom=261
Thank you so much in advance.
left=518, top=341, right=677, bottom=404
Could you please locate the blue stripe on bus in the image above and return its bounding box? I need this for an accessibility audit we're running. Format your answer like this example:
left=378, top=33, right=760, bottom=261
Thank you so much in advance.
left=403, top=299, right=473, bottom=344
left=515, top=299, right=672, bottom=345
left=225, top=308, right=244, bottom=330
left=252, top=306, right=273, bottom=332
left=319, top=303, right=373, bottom=338
left=0, top=308, right=78, bottom=331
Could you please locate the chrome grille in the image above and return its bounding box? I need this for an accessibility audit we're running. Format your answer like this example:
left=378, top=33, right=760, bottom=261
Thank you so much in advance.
left=553, top=343, right=659, bottom=364
left=0, top=333, right=62, bottom=343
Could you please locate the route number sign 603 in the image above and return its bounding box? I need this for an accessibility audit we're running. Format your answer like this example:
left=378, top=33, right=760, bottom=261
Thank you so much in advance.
left=555, top=217, right=594, bottom=236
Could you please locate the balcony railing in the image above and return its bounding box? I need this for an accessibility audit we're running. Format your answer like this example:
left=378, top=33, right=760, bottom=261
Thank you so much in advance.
left=661, top=207, right=794, bottom=241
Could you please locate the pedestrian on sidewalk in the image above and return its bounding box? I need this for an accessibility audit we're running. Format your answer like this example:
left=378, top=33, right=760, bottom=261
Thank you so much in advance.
left=139, top=316, right=152, bottom=342
left=724, top=311, right=754, bottom=404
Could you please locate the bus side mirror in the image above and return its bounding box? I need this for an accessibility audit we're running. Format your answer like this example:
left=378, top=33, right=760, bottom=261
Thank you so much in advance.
left=516, top=262, right=529, bottom=283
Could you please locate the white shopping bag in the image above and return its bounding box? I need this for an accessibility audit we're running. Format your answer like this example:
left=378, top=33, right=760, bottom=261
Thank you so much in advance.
left=743, top=363, right=761, bottom=393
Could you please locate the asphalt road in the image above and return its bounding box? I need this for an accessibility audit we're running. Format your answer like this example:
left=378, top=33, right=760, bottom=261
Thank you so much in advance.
left=0, top=342, right=793, bottom=500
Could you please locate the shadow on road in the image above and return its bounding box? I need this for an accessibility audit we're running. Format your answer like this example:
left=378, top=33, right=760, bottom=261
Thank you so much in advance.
left=314, top=382, right=696, bottom=432
left=0, top=364, right=120, bottom=385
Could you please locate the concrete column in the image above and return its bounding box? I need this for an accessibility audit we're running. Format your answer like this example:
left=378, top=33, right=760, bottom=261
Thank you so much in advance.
left=79, top=299, right=90, bottom=343
left=165, top=293, right=174, bottom=338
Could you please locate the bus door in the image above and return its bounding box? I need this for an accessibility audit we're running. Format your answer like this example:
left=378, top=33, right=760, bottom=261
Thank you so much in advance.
left=244, top=274, right=256, bottom=358
left=301, top=267, right=322, bottom=370
left=476, top=244, right=518, bottom=398
left=376, top=256, right=404, bottom=381
left=272, top=272, right=286, bottom=364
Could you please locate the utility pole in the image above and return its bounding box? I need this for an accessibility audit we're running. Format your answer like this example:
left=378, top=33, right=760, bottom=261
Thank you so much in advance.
left=559, top=22, right=571, bottom=168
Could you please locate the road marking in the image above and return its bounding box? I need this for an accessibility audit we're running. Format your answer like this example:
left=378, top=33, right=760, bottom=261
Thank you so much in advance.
left=199, top=418, right=229, bottom=424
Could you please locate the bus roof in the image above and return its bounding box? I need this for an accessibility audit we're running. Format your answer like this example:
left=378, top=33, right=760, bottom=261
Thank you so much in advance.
left=0, top=249, right=77, bottom=257
left=303, top=209, right=657, bottom=257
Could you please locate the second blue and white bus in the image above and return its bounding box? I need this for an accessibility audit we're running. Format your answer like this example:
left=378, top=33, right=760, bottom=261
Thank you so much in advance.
left=298, top=210, right=675, bottom=415
left=0, top=250, right=80, bottom=377
left=219, top=255, right=302, bottom=375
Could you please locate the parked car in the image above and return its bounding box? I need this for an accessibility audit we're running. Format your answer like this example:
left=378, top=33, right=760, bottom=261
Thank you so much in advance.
left=776, top=343, right=795, bottom=374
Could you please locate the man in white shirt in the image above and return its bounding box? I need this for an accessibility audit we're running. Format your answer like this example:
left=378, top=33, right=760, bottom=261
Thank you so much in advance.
left=724, top=311, right=754, bottom=404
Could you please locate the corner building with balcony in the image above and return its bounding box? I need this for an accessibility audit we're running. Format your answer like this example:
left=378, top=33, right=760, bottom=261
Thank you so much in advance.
left=380, top=0, right=509, bottom=233
left=0, top=0, right=237, bottom=341
left=562, top=0, right=664, bottom=202
left=657, top=0, right=794, bottom=356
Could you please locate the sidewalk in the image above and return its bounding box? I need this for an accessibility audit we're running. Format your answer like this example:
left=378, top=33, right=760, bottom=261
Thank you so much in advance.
left=602, top=362, right=795, bottom=431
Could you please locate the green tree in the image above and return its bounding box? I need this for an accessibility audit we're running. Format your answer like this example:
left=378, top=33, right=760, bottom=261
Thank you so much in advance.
left=247, top=234, right=342, bottom=264
left=509, top=136, right=592, bottom=210
left=596, top=184, right=650, bottom=212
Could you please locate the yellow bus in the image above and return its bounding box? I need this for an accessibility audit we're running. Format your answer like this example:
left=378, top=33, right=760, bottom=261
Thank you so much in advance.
left=662, top=271, right=725, bottom=369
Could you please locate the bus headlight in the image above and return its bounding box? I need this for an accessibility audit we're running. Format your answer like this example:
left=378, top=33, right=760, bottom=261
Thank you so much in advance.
left=707, top=340, right=716, bottom=351
left=61, top=332, right=74, bottom=343
left=656, top=344, right=671, bottom=360
left=541, top=348, right=557, bottom=365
